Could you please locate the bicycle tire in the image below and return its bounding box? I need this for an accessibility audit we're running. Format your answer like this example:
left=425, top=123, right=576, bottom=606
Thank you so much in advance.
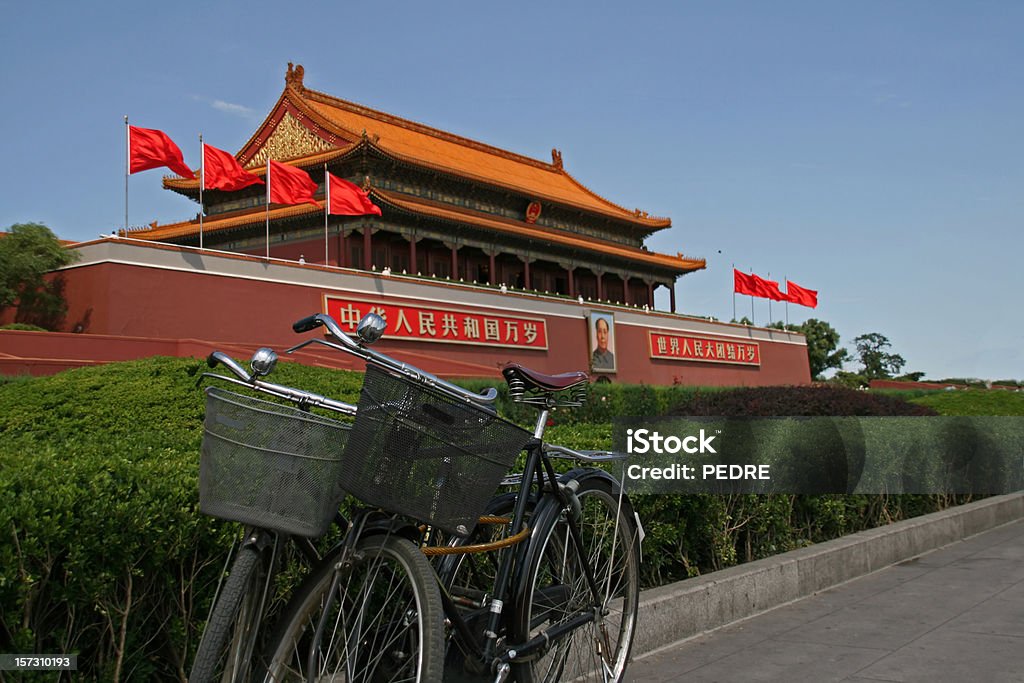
left=510, top=471, right=641, bottom=683
left=259, top=533, right=444, bottom=682
left=190, top=540, right=273, bottom=683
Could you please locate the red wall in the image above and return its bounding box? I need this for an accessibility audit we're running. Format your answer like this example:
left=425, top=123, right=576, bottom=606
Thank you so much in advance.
left=9, top=249, right=811, bottom=386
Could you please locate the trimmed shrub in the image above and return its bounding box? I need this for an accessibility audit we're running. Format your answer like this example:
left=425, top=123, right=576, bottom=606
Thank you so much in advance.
left=0, top=361, right=991, bottom=678
left=0, top=357, right=362, bottom=681
left=668, top=384, right=938, bottom=417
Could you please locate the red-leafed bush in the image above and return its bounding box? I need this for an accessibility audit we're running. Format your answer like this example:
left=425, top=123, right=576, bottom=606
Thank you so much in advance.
left=669, top=384, right=938, bottom=417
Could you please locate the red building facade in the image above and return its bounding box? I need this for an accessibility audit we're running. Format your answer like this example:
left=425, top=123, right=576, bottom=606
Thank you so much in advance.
left=0, top=239, right=810, bottom=385
left=1, top=65, right=811, bottom=384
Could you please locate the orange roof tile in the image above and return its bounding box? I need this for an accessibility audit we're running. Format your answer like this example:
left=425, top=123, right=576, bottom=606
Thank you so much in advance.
left=373, top=189, right=702, bottom=274
left=297, top=87, right=670, bottom=229
left=166, top=65, right=671, bottom=231
left=132, top=203, right=323, bottom=241
left=131, top=186, right=702, bottom=275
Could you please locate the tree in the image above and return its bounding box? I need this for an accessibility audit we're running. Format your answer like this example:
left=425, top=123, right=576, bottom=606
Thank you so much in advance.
left=896, top=371, right=926, bottom=382
left=769, top=318, right=849, bottom=380
left=0, top=222, right=79, bottom=330
left=852, top=332, right=906, bottom=380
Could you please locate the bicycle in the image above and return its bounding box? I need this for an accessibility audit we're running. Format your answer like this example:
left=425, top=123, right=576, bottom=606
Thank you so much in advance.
left=254, top=312, right=643, bottom=682
left=191, top=314, right=504, bottom=682
left=188, top=345, right=358, bottom=682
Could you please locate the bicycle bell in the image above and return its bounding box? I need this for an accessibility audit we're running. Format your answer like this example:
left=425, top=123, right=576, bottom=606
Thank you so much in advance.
left=250, top=347, right=278, bottom=377
left=356, top=312, right=386, bottom=345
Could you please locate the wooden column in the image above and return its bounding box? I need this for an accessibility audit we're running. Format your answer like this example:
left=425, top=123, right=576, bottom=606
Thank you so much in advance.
left=338, top=230, right=347, bottom=268
left=489, top=252, right=496, bottom=284
left=669, top=283, right=677, bottom=313
left=450, top=246, right=459, bottom=279
left=596, top=272, right=604, bottom=301
left=622, top=275, right=631, bottom=305
left=567, top=267, right=575, bottom=297
left=647, top=281, right=654, bottom=307
left=409, top=235, right=417, bottom=274
left=524, top=259, right=531, bottom=289
left=363, top=227, right=372, bottom=271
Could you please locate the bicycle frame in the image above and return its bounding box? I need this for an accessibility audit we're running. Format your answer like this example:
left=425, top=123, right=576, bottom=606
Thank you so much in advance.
left=444, top=408, right=621, bottom=677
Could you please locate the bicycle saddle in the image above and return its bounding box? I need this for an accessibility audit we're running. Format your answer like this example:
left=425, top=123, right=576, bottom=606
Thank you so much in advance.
left=501, top=363, right=589, bottom=393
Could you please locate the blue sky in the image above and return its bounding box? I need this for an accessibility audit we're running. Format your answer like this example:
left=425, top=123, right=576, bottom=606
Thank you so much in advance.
left=1, top=1, right=1021, bottom=380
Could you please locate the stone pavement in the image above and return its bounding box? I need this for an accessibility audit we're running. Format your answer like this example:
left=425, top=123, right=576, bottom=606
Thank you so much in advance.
left=627, top=518, right=1024, bottom=682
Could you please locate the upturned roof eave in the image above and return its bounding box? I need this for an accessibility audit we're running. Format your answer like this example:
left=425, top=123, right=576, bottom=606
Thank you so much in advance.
left=372, top=189, right=703, bottom=275
left=358, top=141, right=672, bottom=232
left=290, top=75, right=673, bottom=230
left=128, top=186, right=703, bottom=274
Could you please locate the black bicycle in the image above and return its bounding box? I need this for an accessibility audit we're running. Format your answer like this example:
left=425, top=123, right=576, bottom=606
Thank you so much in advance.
left=189, top=312, right=642, bottom=682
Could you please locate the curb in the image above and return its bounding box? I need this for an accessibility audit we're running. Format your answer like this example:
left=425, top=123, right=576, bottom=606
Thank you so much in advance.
left=633, top=491, right=1024, bottom=657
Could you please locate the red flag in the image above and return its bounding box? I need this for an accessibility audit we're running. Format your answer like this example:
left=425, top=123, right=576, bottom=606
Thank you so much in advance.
left=203, top=144, right=263, bottom=192
left=129, top=126, right=193, bottom=179
left=753, top=275, right=786, bottom=302
left=268, top=160, right=318, bottom=206
left=734, top=269, right=759, bottom=296
left=326, top=173, right=382, bottom=216
left=786, top=280, right=818, bottom=308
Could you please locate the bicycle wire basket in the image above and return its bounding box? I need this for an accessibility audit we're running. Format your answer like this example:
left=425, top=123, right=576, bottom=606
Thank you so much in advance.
left=342, top=364, right=533, bottom=536
left=200, top=386, right=352, bottom=538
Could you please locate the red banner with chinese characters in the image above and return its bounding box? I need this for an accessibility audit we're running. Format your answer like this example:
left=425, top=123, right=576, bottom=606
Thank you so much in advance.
left=649, top=332, right=760, bottom=366
left=325, top=296, right=548, bottom=349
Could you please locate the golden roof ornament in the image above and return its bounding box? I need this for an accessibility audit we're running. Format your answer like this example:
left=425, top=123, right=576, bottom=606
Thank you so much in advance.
left=551, top=148, right=563, bottom=169
left=285, top=62, right=305, bottom=90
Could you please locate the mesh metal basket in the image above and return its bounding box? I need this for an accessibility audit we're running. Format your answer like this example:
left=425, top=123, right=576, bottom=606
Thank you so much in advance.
left=200, top=387, right=351, bottom=537
left=343, top=365, right=533, bottom=536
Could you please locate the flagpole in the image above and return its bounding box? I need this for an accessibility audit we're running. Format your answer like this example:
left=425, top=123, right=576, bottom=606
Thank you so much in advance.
left=731, top=262, right=736, bottom=322
left=199, top=136, right=204, bottom=250
left=123, top=116, right=130, bottom=236
left=324, top=163, right=329, bottom=265
left=785, top=275, right=790, bottom=327
left=265, top=156, right=271, bottom=260
left=749, top=266, right=754, bottom=325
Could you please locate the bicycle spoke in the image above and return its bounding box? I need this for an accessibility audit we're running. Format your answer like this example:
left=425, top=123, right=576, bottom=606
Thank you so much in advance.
left=512, top=476, right=640, bottom=683
left=261, top=534, right=442, bottom=682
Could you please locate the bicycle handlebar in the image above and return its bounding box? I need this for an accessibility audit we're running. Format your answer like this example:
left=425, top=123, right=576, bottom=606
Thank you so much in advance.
left=204, top=352, right=357, bottom=416
left=292, top=313, right=498, bottom=407
left=208, top=351, right=252, bottom=382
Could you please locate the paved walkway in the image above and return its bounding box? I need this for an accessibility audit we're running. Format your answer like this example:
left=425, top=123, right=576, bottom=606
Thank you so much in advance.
left=627, top=518, right=1024, bottom=682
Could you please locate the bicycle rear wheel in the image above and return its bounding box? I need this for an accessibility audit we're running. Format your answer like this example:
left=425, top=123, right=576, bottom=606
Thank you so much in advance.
left=190, top=534, right=276, bottom=683
left=259, top=533, right=444, bottom=682
left=511, top=472, right=640, bottom=683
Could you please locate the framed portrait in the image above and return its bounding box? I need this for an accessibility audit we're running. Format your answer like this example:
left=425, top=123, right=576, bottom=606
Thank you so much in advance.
left=588, top=312, right=616, bottom=373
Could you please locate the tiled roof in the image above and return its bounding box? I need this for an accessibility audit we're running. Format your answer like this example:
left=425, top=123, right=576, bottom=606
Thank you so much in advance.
left=373, top=190, right=702, bottom=274
left=132, top=187, right=703, bottom=275
left=298, top=87, right=671, bottom=228
left=164, top=65, right=671, bottom=230
left=131, top=202, right=323, bottom=241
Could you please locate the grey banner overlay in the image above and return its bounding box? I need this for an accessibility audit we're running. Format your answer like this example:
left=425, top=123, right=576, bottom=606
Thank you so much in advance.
left=613, top=417, right=1024, bottom=494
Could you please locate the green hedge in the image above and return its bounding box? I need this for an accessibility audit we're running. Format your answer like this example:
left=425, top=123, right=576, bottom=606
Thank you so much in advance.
left=0, top=358, right=362, bottom=681
left=0, top=359, right=988, bottom=679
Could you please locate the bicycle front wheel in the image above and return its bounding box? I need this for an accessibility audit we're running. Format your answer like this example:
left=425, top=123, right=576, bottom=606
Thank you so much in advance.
left=511, top=472, right=641, bottom=683
left=259, top=533, right=444, bottom=682
left=190, top=535, right=276, bottom=683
